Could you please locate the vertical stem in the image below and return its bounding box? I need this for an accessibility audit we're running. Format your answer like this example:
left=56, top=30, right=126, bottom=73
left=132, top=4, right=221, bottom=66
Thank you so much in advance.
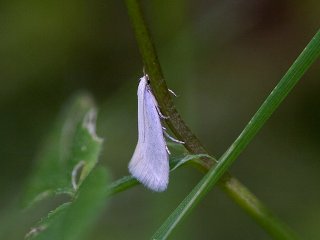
left=124, top=0, right=300, bottom=239
left=125, top=0, right=210, bottom=166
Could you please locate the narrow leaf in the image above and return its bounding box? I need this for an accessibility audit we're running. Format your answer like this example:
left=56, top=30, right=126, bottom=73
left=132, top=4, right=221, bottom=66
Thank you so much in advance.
left=153, top=29, right=320, bottom=240
left=169, top=154, right=214, bottom=171
left=108, top=153, right=209, bottom=195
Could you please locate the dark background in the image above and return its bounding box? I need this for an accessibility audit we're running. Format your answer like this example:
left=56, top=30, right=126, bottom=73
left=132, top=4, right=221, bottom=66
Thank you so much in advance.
left=0, top=0, right=320, bottom=239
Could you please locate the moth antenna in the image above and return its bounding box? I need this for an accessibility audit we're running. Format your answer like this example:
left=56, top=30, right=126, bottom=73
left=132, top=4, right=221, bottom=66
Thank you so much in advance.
left=163, top=130, right=185, bottom=144
left=142, top=66, right=147, bottom=76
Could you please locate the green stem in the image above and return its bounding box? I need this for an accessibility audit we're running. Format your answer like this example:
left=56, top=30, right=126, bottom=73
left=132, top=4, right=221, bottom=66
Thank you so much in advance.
left=153, top=30, right=320, bottom=240
left=108, top=176, right=138, bottom=195
left=124, top=0, right=305, bottom=239
left=124, top=0, right=210, bottom=168
left=221, top=178, right=298, bottom=240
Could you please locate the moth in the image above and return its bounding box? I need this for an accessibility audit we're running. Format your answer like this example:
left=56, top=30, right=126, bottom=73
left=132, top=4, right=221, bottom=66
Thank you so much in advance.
left=128, top=75, right=182, bottom=192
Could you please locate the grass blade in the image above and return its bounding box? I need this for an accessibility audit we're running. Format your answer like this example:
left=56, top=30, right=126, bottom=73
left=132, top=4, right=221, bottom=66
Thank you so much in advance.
left=153, top=29, right=320, bottom=240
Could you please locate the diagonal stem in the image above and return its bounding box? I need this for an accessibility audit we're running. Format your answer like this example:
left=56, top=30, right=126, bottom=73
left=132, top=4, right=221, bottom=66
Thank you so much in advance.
left=124, top=0, right=300, bottom=239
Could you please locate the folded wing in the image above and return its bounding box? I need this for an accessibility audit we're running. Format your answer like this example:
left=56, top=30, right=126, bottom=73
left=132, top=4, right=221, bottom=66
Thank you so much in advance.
left=129, top=77, right=169, bottom=192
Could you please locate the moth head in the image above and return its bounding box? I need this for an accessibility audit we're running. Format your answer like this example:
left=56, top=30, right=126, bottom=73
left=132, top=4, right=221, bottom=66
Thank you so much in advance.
left=142, top=67, right=150, bottom=84
left=144, top=73, right=150, bottom=85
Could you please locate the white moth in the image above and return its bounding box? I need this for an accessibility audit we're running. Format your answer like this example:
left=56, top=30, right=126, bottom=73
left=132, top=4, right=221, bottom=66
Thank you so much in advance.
left=129, top=75, right=170, bottom=192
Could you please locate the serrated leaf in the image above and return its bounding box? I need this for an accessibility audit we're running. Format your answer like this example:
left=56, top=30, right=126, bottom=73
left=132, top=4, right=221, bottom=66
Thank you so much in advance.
left=26, top=167, right=109, bottom=240
left=25, top=203, right=71, bottom=240
left=22, top=92, right=103, bottom=207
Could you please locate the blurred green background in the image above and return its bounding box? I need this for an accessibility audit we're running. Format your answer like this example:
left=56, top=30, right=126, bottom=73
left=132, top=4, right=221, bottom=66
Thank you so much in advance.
left=1, top=0, right=320, bottom=239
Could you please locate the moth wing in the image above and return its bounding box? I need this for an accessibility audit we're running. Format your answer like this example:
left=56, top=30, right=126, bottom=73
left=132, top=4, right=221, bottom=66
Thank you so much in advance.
left=129, top=87, right=169, bottom=192
left=136, top=76, right=147, bottom=140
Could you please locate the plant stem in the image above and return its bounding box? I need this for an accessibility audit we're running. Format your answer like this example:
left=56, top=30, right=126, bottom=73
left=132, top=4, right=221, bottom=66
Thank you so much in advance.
left=153, top=28, right=320, bottom=238
left=221, top=177, right=298, bottom=240
left=124, top=0, right=302, bottom=239
left=124, top=0, right=211, bottom=168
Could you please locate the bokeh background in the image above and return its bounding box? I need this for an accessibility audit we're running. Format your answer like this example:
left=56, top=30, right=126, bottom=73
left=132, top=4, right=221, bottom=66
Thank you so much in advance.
left=1, top=0, right=320, bottom=239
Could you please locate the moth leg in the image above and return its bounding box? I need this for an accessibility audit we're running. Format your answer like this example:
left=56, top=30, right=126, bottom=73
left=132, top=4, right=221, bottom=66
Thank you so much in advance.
left=148, top=89, right=169, bottom=119
left=165, top=145, right=171, bottom=155
left=168, top=89, right=178, bottom=97
left=163, top=130, right=185, bottom=144
left=156, top=105, right=169, bottom=119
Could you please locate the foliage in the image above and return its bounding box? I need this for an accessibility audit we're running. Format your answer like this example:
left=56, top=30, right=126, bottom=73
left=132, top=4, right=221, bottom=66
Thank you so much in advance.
left=1, top=1, right=320, bottom=240
left=23, top=93, right=108, bottom=239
